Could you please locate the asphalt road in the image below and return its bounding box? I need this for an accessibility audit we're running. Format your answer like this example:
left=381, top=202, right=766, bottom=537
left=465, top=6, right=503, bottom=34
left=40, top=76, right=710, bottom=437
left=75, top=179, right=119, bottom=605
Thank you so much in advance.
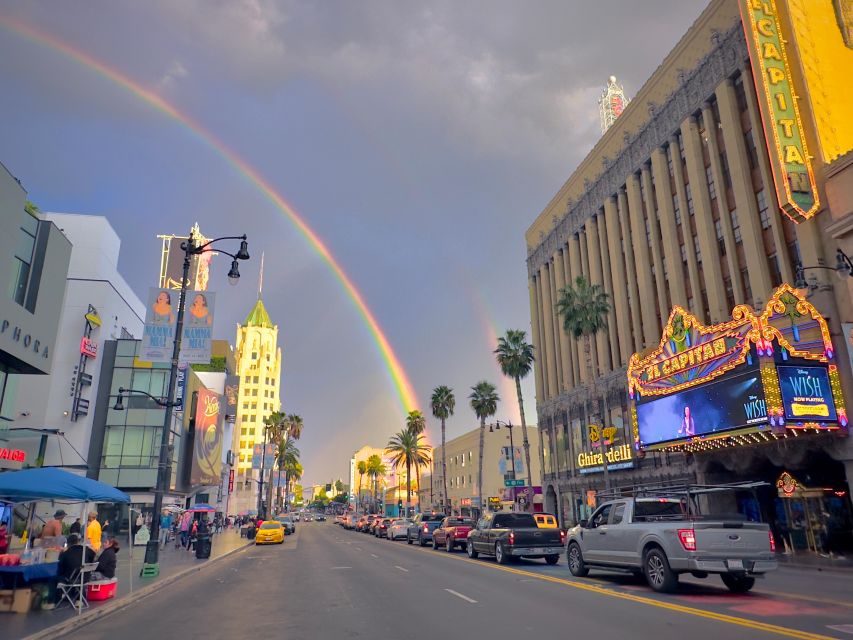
left=69, top=521, right=853, bottom=640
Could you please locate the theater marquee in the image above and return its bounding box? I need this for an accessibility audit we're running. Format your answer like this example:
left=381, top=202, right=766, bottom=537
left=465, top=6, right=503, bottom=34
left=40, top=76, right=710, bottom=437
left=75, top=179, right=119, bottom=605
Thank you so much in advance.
left=628, top=285, right=847, bottom=452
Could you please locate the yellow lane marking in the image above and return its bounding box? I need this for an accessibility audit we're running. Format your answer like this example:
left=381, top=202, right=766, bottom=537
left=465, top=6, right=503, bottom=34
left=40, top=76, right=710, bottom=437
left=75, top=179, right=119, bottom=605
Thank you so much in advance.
left=405, top=544, right=835, bottom=640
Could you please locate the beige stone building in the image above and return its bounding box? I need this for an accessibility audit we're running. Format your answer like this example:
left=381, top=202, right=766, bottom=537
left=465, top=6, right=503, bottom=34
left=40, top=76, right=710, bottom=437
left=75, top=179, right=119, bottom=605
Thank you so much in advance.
left=525, top=0, right=853, bottom=545
left=419, top=424, right=541, bottom=517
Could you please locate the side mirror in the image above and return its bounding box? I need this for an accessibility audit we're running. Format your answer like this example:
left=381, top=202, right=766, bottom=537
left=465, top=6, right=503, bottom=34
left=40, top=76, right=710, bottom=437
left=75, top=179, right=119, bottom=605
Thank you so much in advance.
left=579, top=519, right=589, bottom=529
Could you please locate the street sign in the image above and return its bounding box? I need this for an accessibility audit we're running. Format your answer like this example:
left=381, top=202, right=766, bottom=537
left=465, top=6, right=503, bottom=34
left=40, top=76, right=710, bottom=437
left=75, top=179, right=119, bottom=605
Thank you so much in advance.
left=504, top=479, right=525, bottom=487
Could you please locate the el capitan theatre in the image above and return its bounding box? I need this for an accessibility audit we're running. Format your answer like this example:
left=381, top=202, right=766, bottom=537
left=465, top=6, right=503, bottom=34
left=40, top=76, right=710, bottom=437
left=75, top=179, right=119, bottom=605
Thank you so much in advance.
left=629, top=285, right=852, bottom=553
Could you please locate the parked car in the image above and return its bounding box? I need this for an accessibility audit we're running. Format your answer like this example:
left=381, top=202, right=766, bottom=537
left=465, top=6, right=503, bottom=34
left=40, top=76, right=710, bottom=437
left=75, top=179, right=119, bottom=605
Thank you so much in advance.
left=467, top=512, right=564, bottom=565
left=374, top=518, right=393, bottom=538
left=432, top=517, right=475, bottom=552
left=255, top=521, right=285, bottom=545
left=316, top=514, right=326, bottom=522
left=355, top=516, right=369, bottom=532
left=565, top=494, right=777, bottom=593
left=275, top=515, right=296, bottom=534
left=363, top=515, right=379, bottom=533
left=387, top=519, right=411, bottom=541
left=407, top=513, right=446, bottom=546
left=343, top=514, right=358, bottom=530
left=534, top=513, right=559, bottom=529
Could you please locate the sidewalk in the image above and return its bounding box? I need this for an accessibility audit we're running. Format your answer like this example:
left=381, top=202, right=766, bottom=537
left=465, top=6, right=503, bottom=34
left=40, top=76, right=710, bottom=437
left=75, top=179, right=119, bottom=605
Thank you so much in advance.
left=776, top=551, right=853, bottom=573
left=4, top=529, right=250, bottom=639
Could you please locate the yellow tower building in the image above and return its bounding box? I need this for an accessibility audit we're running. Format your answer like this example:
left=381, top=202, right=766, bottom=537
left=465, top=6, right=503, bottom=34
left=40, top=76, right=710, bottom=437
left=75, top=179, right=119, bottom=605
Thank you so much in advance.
left=227, top=284, right=282, bottom=516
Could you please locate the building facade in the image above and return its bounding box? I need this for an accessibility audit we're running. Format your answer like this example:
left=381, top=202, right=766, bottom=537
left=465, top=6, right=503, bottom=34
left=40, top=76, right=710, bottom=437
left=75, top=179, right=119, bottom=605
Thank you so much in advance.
left=525, top=0, right=853, bottom=554
left=421, top=424, right=542, bottom=517
left=227, top=295, right=282, bottom=516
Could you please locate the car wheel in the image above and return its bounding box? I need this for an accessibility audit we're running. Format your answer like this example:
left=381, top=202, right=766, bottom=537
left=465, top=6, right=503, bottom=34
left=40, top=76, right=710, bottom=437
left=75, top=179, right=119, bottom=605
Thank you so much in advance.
left=721, top=574, right=755, bottom=593
left=496, top=542, right=510, bottom=565
left=567, top=543, right=589, bottom=577
left=644, top=548, right=678, bottom=593
left=419, top=534, right=426, bottom=547
left=432, top=537, right=438, bottom=550
left=446, top=537, right=454, bottom=553
left=467, top=540, right=479, bottom=559
left=545, top=555, right=559, bottom=565
left=407, top=533, right=413, bottom=545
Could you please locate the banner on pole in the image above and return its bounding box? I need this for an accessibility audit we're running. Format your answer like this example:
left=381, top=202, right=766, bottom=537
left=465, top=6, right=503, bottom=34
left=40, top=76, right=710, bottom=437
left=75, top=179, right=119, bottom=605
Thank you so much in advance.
left=180, top=291, right=215, bottom=363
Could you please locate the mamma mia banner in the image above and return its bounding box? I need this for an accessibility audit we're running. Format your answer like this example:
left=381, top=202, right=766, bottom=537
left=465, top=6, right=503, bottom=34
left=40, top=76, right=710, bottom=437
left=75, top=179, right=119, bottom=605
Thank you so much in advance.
left=140, top=288, right=215, bottom=364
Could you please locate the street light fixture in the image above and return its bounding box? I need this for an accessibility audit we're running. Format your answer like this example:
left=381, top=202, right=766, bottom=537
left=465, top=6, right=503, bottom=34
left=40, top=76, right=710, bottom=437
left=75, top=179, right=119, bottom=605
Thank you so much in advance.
left=795, top=249, right=853, bottom=293
left=141, top=231, right=250, bottom=577
left=113, top=387, right=181, bottom=411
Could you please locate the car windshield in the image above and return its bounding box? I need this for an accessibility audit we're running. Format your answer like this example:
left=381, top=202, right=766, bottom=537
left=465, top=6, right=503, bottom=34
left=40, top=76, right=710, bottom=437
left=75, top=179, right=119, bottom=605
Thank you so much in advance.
left=492, top=514, right=537, bottom=528
left=260, top=522, right=280, bottom=530
left=633, top=500, right=687, bottom=521
left=423, top=514, right=444, bottom=522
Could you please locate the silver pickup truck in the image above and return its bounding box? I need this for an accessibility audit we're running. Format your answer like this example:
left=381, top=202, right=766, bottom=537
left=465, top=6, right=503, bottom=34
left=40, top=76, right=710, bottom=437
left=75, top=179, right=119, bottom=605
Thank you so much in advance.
left=565, top=496, right=777, bottom=593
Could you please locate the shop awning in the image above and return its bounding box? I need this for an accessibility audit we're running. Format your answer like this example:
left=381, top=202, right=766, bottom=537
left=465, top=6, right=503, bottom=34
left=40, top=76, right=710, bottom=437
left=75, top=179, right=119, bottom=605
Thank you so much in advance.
left=0, top=467, right=130, bottom=503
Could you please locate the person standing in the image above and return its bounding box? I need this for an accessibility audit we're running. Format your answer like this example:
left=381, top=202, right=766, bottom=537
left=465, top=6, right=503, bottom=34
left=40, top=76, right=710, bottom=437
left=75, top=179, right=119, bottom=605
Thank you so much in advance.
left=69, top=518, right=82, bottom=535
left=179, top=510, right=192, bottom=549
left=159, top=510, right=173, bottom=548
left=86, top=511, right=102, bottom=553
left=40, top=509, right=66, bottom=538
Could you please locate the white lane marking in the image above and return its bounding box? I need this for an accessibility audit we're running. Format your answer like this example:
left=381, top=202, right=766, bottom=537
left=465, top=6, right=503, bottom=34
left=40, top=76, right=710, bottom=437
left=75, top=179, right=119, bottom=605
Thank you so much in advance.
left=331, top=566, right=352, bottom=570
left=444, top=589, right=478, bottom=604
left=355, top=547, right=363, bottom=551
left=394, top=565, right=409, bottom=572
left=370, top=553, right=379, bottom=558
left=827, top=625, right=853, bottom=635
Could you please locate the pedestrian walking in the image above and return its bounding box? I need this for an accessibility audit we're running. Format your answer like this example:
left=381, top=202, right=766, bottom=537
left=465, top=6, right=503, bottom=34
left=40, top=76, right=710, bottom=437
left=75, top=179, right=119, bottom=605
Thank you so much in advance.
left=179, top=510, right=192, bottom=549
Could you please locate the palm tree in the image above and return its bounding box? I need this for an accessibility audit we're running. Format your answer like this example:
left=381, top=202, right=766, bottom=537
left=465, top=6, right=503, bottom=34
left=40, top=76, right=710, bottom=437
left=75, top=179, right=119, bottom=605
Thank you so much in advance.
left=367, top=454, right=386, bottom=513
left=404, top=410, right=427, bottom=506
left=283, top=459, right=303, bottom=511
left=495, top=330, right=535, bottom=495
left=386, top=429, right=430, bottom=517
left=556, top=274, right=612, bottom=488
left=470, top=381, right=499, bottom=514
left=430, top=386, right=455, bottom=514
left=276, top=437, right=300, bottom=511
left=264, top=412, right=304, bottom=516
left=356, top=459, right=368, bottom=513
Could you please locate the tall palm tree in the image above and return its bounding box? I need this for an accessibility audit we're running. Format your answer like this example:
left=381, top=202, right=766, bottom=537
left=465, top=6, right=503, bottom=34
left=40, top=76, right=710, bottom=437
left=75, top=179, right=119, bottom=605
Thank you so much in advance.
left=556, top=274, right=612, bottom=488
left=495, top=330, right=535, bottom=494
left=470, top=381, right=499, bottom=514
left=276, top=437, right=300, bottom=511
left=283, top=459, right=303, bottom=511
left=405, top=410, right=427, bottom=506
left=367, top=454, right=386, bottom=512
left=264, top=412, right=304, bottom=516
left=356, top=459, right=368, bottom=513
left=386, top=429, right=430, bottom=517
left=430, top=386, right=455, bottom=514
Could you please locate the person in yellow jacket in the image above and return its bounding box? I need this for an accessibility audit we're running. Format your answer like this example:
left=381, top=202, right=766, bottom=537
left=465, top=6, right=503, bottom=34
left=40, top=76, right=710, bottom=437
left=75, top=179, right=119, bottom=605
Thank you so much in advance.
left=86, top=511, right=102, bottom=552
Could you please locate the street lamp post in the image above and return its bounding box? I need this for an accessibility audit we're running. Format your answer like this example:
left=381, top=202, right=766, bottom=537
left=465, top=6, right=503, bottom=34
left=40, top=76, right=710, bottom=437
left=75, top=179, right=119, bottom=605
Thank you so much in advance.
left=128, top=232, right=249, bottom=576
left=489, top=420, right=519, bottom=510
left=795, top=249, right=853, bottom=293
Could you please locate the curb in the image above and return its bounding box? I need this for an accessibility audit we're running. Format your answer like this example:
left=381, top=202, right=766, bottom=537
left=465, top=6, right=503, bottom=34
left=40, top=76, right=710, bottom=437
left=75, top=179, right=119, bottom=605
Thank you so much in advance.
left=23, top=541, right=253, bottom=640
left=776, top=562, right=853, bottom=576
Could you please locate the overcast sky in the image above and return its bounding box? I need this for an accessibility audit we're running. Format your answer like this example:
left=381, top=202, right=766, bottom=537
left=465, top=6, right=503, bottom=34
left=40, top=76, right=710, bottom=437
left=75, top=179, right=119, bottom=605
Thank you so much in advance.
left=0, top=0, right=707, bottom=487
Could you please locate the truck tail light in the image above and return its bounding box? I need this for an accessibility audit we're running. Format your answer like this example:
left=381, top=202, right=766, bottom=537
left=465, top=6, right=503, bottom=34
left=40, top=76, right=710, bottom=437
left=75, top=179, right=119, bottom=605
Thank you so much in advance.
left=423, top=525, right=429, bottom=533
left=509, top=531, right=515, bottom=545
left=677, top=528, right=696, bottom=552
left=559, top=530, right=566, bottom=545
left=769, top=531, right=776, bottom=552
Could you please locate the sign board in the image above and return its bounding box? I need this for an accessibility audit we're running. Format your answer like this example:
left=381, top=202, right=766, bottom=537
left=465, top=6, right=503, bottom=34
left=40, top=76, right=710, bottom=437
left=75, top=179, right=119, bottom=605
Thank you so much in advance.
left=79, top=337, right=98, bottom=359
left=504, top=479, right=525, bottom=487
left=141, top=288, right=177, bottom=363
left=0, top=447, right=27, bottom=470
left=739, top=0, right=819, bottom=222
left=252, top=443, right=276, bottom=469
left=577, top=444, right=635, bottom=474
left=190, top=388, right=223, bottom=486
left=228, top=469, right=234, bottom=494
left=180, top=291, right=215, bottom=364
left=175, top=363, right=187, bottom=412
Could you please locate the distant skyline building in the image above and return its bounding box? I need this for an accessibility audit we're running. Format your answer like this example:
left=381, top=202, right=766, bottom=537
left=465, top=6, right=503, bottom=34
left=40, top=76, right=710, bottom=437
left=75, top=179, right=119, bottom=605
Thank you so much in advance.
left=228, top=259, right=282, bottom=516
left=598, top=75, right=628, bottom=134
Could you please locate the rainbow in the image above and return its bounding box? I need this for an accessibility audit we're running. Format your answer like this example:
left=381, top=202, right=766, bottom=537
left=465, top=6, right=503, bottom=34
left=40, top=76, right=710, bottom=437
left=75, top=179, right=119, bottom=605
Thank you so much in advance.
left=0, top=13, right=419, bottom=414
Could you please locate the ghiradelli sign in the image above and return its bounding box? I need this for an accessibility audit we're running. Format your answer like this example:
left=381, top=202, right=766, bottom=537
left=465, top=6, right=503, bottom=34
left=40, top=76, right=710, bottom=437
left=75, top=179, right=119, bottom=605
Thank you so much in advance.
left=577, top=444, right=634, bottom=474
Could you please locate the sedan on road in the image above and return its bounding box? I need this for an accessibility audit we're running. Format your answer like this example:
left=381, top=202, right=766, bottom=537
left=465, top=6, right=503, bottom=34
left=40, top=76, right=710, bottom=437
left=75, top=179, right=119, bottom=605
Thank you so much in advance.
left=374, top=518, right=393, bottom=538
left=387, top=519, right=411, bottom=541
left=432, top=517, right=475, bottom=552
left=255, top=521, right=285, bottom=545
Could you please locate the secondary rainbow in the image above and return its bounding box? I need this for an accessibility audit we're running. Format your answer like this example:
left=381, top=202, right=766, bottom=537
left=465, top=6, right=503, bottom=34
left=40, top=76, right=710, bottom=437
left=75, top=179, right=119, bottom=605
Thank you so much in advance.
left=0, top=13, right=419, bottom=414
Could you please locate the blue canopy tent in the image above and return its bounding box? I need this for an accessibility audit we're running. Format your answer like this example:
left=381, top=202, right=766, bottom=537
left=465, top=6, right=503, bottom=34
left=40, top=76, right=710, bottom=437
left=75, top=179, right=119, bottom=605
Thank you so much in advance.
left=0, top=468, right=130, bottom=504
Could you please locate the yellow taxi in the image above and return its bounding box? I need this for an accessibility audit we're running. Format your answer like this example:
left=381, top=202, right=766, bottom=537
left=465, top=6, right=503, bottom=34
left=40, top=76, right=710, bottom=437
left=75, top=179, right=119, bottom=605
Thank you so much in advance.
left=255, top=521, right=285, bottom=544
left=534, top=513, right=559, bottom=529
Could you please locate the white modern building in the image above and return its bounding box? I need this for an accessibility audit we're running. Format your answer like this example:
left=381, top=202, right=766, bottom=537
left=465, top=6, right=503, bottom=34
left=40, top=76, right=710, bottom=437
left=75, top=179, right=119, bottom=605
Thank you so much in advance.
left=10, top=213, right=144, bottom=474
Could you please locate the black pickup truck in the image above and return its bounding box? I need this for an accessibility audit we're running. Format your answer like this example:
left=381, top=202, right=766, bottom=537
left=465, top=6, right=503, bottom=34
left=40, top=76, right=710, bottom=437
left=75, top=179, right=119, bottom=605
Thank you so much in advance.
left=466, top=512, right=565, bottom=565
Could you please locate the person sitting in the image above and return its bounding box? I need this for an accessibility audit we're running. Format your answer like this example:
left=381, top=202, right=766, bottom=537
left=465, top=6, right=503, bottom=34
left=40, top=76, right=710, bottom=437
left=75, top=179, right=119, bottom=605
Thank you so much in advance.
left=91, top=538, right=119, bottom=580
left=58, top=534, right=95, bottom=583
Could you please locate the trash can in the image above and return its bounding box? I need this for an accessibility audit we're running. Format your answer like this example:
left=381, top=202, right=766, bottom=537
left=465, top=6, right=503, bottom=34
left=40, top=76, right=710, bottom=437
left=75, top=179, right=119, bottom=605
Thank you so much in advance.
left=246, top=526, right=256, bottom=540
left=195, top=533, right=212, bottom=559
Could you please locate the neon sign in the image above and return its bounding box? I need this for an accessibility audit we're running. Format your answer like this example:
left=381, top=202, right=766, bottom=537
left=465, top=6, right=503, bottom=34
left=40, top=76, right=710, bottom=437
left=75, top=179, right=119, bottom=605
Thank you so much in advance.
left=740, top=0, right=819, bottom=222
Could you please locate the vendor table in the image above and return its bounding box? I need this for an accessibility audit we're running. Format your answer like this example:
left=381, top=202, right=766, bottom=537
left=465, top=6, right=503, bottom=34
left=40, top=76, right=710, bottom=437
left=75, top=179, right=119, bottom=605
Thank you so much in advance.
left=0, top=562, right=58, bottom=589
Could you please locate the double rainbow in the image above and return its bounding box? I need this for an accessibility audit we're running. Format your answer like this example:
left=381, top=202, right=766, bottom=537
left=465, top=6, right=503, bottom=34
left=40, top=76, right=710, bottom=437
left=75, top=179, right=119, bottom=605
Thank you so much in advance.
left=0, top=14, right=418, bottom=414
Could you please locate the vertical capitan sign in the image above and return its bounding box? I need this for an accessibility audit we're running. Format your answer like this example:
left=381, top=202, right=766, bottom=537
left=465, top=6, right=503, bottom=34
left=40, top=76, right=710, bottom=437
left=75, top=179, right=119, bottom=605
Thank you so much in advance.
left=739, top=0, right=820, bottom=222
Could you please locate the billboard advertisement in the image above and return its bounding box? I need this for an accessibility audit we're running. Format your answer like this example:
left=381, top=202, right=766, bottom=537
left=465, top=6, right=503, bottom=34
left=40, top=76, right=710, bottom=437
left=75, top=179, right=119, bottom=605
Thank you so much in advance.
left=777, top=366, right=837, bottom=422
left=637, top=371, right=767, bottom=448
left=190, top=388, right=223, bottom=486
left=140, top=288, right=177, bottom=363
left=180, top=291, right=215, bottom=363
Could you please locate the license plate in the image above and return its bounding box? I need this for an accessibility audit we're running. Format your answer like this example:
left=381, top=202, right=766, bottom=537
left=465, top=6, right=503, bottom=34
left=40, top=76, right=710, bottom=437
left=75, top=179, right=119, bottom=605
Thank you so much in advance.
left=525, top=548, right=547, bottom=555
left=728, top=559, right=744, bottom=570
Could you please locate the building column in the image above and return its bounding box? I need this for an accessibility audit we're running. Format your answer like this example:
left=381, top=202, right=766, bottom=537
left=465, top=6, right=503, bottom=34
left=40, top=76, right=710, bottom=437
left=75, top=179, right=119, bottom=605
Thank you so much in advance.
left=596, top=206, right=619, bottom=370
left=640, top=164, right=670, bottom=322
left=568, top=234, right=584, bottom=385
left=617, top=189, right=643, bottom=354
left=670, top=134, right=705, bottom=318
left=548, top=258, right=565, bottom=393
left=585, top=215, right=610, bottom=374
left=703, top=102, right=745, bottom=302
left=539, top=264, right=559, bottom=398
left=650, top=148, right=689, bottom=309
left=626, top=174, right=658, bottom=347
left=528, top=274, right=545, bottom=404
left=554, top=248, right=574, bottom=390
left=716, top=78, right=773, bottom=302
left=578, top=227, right=600, bottom=378
left=681, top=115, right=727, bottom=321
left=603, top=196, right=631, bottom=365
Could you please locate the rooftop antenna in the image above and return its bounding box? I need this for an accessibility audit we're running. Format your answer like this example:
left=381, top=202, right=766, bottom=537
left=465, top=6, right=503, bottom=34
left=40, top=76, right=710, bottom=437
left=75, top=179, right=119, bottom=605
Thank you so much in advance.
left=258, top=251, right=264, bottom=298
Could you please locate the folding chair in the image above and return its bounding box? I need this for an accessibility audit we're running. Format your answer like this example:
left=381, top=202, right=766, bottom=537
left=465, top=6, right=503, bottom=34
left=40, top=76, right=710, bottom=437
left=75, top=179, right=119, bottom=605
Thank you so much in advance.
left=56, top=568, right=82, bottom=610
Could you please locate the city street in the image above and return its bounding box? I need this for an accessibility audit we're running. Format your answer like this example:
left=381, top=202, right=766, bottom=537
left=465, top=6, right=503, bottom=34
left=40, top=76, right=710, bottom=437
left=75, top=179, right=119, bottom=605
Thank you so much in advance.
left=70, top=521, right=853, bottom=640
